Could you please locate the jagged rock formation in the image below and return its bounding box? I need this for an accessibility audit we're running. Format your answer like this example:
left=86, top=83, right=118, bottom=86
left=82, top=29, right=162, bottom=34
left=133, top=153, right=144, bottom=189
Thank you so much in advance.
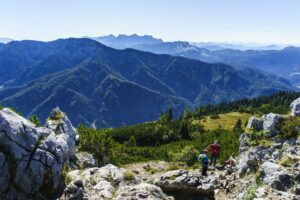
left=0, top=107, right=76, bottom=200
left=234, top=99, right=300, bottom=199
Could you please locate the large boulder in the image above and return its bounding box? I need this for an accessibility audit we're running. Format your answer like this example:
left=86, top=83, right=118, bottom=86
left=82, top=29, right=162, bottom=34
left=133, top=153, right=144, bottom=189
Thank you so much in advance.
left=45, top=107, right=77, bottom=160
left=290, top=97, right=300, bottom=116
left=262, top=113, right=284, bottom=137
left=76, top=152, right=98, bottom=169
left=260, top=161, right=294, bottom=191
left=0, top=108, right=75, bottom=199
left=154, top=170, right=215, bottom=199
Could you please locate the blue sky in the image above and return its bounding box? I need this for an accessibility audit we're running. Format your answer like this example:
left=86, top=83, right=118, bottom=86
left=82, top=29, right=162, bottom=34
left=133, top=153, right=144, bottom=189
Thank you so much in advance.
left=0, top=0, right=300, bottom=44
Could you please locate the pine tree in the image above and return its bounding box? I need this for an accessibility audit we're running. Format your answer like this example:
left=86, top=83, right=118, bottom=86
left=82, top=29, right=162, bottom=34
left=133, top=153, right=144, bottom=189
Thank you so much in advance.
left=128, top=136, right=137, bottom=146
left=180, top=122, right=190, bottom=140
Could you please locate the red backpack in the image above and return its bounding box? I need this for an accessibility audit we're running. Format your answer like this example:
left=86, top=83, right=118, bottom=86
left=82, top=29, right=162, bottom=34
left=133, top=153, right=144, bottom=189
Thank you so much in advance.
left=210, top=144, right=220, bottom=155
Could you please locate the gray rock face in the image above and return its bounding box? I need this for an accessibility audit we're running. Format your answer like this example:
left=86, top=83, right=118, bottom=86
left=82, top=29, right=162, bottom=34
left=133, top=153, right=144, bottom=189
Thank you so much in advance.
left=290, top=98, right=300, bottom=116
left=76, top=152, right=98, bottom=168
left=236, top=149, right=257, bottom=177
left=262, top=113, right=284, bottom=137
left=246, top=116, right=263, bottom=131
left=45, top=107, right=77, bottom=161
left=260, top=161, right=293, bottom=191
left=0, top=108, right=75, bottom=200
left=61, top=164, right=172, bottom=200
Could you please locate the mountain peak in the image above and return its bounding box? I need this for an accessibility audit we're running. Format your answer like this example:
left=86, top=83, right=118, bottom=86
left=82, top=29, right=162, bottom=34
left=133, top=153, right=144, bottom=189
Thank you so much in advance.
left=89, top=34, right=163, bottom=49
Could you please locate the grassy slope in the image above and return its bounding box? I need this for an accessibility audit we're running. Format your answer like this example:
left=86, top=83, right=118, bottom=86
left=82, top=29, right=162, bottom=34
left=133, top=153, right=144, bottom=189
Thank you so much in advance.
left=193, top=112, right=252, bottom=131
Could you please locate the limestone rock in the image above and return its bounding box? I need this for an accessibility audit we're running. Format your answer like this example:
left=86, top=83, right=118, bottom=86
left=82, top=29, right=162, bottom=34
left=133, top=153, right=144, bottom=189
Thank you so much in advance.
left=76, top=152, right=98, bottom=168
left=45, top=107, right=77, bottom=160
left=236, top=149, right=257, bottom=177
left=115, top=183, right=172, bottom=200
left=290, top=97, right=300, bottom=116
left=154, top=170, right=215, bottom=199
left=260, top=161, right=293, bottom=191
left=64, top=180, right=89, bottom=200
left=62, top=164, right=172, bottom=200
left=262, top=113, right=284, bottom=137
left=0, top=108, right=74, bottom=200
left=246, top=116, right=263, bottom=131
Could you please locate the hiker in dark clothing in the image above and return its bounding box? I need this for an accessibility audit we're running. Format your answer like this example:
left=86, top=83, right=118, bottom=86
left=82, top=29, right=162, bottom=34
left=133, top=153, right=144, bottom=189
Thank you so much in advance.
left=198, top=150, right=209, bottom=176
left=206, top=141, right=221, bottom=167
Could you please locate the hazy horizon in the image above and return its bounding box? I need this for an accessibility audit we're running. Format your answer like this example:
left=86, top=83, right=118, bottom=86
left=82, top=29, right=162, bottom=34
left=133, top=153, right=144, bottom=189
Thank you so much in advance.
left=1, top=0, right=300, bottom=45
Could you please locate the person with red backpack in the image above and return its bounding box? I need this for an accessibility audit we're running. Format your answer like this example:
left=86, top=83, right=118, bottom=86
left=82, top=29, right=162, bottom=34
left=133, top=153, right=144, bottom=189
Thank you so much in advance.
left=206, top=141, right=221, bottom=167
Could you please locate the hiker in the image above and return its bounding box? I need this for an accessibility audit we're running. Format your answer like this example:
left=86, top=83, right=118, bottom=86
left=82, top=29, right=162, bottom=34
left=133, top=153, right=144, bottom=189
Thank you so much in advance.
left=198, top=150, right=209, bottom=176
left=206, top=140, right=221, bottom=167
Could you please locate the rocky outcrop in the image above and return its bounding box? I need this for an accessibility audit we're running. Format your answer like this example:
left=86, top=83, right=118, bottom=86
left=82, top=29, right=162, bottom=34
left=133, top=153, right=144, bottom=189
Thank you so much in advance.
left=244, top=113, right=285, bottom=138
left=0, top=107, right=76, bottom=200
left=61, top=164, right=173, bottom=200
left=290, top=97, right=300, bottom=116
left=236, top=105, right=300, bottom=199
left=45, top=107, right=77, bottom=161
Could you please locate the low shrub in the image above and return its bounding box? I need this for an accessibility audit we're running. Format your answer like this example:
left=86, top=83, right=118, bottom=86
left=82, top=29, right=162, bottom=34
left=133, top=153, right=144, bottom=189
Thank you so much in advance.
left=210, top=114, right=220, bottom=119
left=279, top=156, right=295, bottom=167
left=278, top=116, right=300, bottom=139
left=243, top=184, right=257, bottom=200
left=123, top=172, right=135, bottom=181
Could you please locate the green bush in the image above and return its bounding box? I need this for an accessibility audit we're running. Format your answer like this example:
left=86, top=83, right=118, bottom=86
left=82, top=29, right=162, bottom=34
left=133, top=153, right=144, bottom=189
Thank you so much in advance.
left=123, top=172, right=135, bottom=181
left=29, top=114, right=41, bottom=127
left=278, top=116, right=300, bottom=139
left=279, top=156, right=295, bottom=167
left=243, top=184, right=257, bottom=200
left=173, top=145, right=198, bottom=166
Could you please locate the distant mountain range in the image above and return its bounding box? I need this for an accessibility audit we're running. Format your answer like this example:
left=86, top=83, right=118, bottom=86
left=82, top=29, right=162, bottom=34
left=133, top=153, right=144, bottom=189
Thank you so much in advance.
left=89, top=35, right=300, bottom=87
left=0, top=38, right=294, bottom=127
left=192, top=42, right=286, bottom=51
left=89, top=34, right=163, bottom=49
left=0, top=38, right=13, bottom=44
